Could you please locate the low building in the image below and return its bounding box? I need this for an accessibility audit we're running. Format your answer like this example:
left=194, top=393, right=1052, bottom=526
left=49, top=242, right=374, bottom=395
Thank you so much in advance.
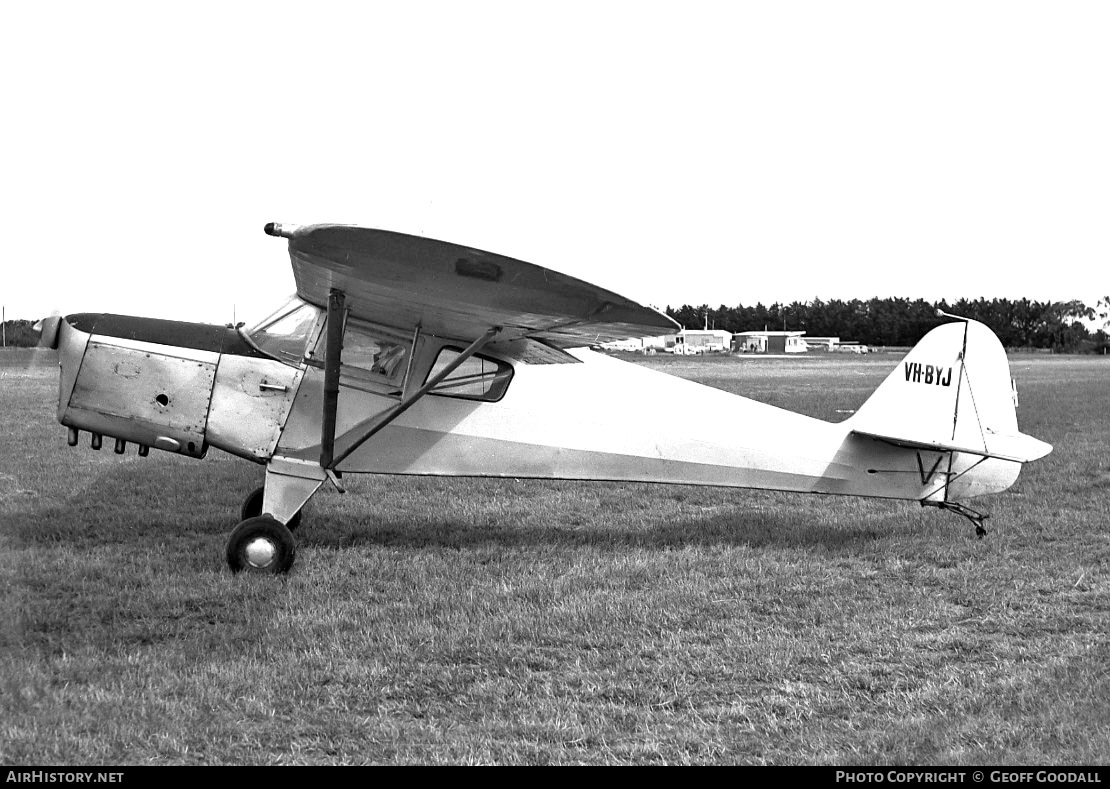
left=670, top=329, right=733, bottom=354
left=803, top=336, right=840, bottom=351
left=732, top=330, right=808, bottom=354
left=598, top=338, right=645, bottom=352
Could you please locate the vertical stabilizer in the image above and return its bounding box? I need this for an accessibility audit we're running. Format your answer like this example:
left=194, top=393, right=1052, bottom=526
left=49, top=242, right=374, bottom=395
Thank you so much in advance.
left=849, top=320, right=1050, bottom=462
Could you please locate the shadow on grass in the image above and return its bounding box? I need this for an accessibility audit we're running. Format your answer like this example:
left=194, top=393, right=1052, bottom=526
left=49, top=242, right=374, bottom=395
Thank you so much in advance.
left=3, top=459, right=909, bottom=666
left=4, top=451, right=261, bottom=549
left=306, top=498, right=899, bottom=554
left=5, top=456, right=912, bottom=558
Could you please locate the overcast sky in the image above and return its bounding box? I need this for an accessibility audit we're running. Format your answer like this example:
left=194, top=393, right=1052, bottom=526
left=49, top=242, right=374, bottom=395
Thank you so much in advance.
left=3, top=1, right=1107, bottom=326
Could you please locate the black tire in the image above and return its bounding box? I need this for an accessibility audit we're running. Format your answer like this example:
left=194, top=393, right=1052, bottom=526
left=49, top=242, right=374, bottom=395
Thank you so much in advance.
left=240, top=486, right=302, bottom=532
left=226, top=516, right=296, bottom=574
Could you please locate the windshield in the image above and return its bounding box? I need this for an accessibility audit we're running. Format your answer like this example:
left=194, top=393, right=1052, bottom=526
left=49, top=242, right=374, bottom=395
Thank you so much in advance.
left=247, top=298, right=321, bottom=364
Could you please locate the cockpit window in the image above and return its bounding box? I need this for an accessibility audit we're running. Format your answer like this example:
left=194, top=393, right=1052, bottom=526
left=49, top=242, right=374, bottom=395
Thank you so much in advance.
left=342, top=322, right=410, bottom=388
left=425, top=347, right=512, bottom=401
left=247, top=299, right=320, bottom=364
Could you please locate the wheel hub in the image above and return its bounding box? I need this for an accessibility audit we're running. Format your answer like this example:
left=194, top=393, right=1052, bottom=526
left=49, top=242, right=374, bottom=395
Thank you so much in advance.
left=245, top=536, right=277, bottom=568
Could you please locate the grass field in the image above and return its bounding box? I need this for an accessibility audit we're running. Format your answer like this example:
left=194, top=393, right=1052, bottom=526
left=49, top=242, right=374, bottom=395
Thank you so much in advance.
left=1, top=347, right=1107, bottom=765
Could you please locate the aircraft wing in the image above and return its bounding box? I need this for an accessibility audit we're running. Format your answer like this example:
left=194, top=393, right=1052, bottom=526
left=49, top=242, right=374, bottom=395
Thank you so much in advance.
left=265, top=223, right=679, bottom=347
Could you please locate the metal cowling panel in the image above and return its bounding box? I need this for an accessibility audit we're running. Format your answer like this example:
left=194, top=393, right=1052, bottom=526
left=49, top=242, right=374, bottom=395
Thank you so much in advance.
left=207, top=355, right=303, bottom=461
left=64, top=339, right=217, bottom=457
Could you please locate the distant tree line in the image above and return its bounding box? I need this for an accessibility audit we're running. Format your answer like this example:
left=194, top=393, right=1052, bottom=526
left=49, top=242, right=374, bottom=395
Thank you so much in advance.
left=3, top=297, right=1108, bottom=353
left=0, top=319, right=41, bottom=348
left=667, top=297, right=1110, bottom=353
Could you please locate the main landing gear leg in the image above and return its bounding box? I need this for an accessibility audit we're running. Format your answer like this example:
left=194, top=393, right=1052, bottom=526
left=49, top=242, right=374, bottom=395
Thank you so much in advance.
left=922, top=500, right=990, bottom=539
left=226, top=458, right=327, bottom=574
left=240, top=486, right=303, bottom=531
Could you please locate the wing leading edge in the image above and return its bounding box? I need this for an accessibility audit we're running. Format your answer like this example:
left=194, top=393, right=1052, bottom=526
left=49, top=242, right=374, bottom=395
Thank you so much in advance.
left=265, top=223, right=678, bottom=347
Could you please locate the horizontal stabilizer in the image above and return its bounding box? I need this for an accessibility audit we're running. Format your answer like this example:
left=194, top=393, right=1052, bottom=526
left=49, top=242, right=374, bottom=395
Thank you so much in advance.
left=852, top=428, right=1053, bottom=463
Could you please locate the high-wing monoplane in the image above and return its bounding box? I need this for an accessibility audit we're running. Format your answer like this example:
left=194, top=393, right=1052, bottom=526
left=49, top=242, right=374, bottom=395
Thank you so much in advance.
left=36, top=223, right=1052, bottom=573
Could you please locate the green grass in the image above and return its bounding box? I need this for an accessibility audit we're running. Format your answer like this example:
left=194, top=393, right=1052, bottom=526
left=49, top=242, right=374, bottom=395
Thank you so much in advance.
left=1, top=349, right=1108, bottom=764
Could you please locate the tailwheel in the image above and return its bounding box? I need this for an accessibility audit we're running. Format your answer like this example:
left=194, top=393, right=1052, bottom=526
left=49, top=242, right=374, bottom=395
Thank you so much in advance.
left=226, top=516, right=296, bottom=574
left=922, top=500, right=990, bottom=539
left=241, top=485, right=302, bottom=532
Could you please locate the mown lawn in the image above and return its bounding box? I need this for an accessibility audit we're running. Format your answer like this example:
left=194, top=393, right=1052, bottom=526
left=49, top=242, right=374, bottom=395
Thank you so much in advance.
left=1, top=349, right=1107, bottom=764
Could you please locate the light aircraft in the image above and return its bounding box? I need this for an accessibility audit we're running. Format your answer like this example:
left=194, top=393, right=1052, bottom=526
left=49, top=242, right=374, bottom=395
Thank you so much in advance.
left=36, top=223, right=1052, bottom=574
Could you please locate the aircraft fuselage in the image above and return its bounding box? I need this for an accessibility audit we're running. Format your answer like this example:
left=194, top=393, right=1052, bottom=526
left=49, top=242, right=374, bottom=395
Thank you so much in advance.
left=51, top=301, right=1021, bottom=516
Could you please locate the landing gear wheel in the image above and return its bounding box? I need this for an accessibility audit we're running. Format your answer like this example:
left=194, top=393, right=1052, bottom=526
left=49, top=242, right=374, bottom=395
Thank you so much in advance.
left=240, top=486, right=302, bottom=532
left=226, top=516, right=296, bottom=574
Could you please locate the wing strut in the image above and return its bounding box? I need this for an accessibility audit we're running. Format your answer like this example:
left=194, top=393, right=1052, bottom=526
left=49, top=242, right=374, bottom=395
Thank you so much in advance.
left=320, top=288, right=347, bottom=469
left=326, top=325, right=501, bottom=470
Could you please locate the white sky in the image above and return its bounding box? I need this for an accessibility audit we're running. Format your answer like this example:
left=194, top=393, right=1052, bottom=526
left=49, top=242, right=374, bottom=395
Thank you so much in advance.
left=2, top=1, right=1107, bottom=325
